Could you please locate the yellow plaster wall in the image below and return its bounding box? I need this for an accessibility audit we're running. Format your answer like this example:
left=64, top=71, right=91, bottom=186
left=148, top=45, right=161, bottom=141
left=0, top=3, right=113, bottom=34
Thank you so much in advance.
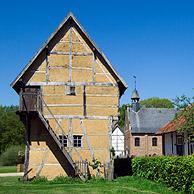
left=28, top=26, right=117, bottom=85
left=27, top=25, right=120, bottom=179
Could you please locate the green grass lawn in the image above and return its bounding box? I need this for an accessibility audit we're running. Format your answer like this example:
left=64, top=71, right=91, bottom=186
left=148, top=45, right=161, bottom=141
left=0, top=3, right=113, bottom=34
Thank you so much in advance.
left=0, top=166, right=17, bottom=173
left=0, top=176, right=181, bottom=194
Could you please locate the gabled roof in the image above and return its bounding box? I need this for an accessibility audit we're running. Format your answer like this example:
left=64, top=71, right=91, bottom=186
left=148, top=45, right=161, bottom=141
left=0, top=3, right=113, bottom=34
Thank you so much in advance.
left=131, top=89, right=140, bottom=100
left=128, top=108, right=178, bottom=134
left=11, top=12, right=127, bottom=95
left=156, top=116, right=185, bottom=134
left=112, top=125, right=124, bottom=133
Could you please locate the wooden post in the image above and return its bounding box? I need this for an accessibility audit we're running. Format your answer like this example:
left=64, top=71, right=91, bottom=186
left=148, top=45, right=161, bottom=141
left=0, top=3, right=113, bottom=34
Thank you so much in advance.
left=69, top=27, right=72, bottom=82
left=23, top=114, right=30, bottom=180
left=92, top=52, right=96, bottom=82
left=108, top=116, right=113, bottom=162
left=68, top=118, right=73, bottom=155
left=62, top=131, right=64, bottom=149
left=45, top=46, right=49, bottom=82
left=83, top=85, right=86, bottom=117
left=19, top=88, right=22, bottom=111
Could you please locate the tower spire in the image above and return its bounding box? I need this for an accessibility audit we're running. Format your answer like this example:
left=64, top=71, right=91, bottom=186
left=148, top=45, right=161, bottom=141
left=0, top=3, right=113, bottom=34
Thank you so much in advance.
left=131, top=76, right=140, bottom=112
left=133, top=75, right=136, bottom=89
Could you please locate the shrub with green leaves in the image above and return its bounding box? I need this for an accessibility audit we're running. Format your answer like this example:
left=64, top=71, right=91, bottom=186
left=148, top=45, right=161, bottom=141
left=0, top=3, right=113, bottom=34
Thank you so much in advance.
left=132, top=155, right=194, bottom=193
left=0, top=145, right=25, bottom=166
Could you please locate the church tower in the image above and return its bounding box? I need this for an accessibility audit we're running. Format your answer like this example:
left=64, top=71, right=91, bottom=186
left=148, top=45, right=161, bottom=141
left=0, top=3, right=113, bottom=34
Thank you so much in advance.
left=131, top=76, right=140, bottom=112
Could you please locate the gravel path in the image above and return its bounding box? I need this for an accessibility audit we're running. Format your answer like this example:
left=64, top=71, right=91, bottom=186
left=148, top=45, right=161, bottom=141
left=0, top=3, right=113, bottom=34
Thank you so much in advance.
left=0, top=172, right=23, bottom=177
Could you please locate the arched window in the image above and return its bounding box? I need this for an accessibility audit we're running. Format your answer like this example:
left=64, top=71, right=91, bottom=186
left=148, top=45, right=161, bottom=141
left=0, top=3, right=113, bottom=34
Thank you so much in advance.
left=152, top=137, right=157, bottom=146
left=135, top=137, right=140, bottom=146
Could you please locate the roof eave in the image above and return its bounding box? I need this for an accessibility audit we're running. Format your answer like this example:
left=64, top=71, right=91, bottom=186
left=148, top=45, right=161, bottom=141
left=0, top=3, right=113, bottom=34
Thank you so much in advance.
left=11, top=13, right=73, bottom=92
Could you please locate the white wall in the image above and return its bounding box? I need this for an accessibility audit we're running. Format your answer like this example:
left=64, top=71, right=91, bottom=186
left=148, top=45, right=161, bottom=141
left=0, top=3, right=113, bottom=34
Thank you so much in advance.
left=164, top=133, right=177, bottom=155
left=164, top=132, right=189, bottom=155
left=183, top=134, right=191, bottom=155
left=112, top=127, right=124, bottom=156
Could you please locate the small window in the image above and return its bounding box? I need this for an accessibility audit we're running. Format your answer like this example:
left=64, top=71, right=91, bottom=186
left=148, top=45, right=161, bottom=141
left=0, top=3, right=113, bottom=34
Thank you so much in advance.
left=65, top=85, right=76, bottom=95
left=59, top=135, right=68, bottom=147
left=177, top=136, right=183, bottom=145
left=152, top=137, right=157, bottom=146
left=135, top=137, right=140, bottom=146
left=73, top=135, right=82, bottom=147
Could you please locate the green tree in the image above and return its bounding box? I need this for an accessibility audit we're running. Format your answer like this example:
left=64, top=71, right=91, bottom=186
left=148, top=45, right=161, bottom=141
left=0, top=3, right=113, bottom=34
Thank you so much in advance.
left=173, top=95, right=194, bottom=133
left=0, top=106, right=24, bottom=154
left=119, top=104, right=130, bottom=128
left=140, top=97, right=174, bottom=108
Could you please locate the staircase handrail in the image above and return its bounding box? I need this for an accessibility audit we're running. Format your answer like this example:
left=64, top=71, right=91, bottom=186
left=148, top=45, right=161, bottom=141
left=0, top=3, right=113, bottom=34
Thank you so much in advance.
left=40, top=95, right=83, bottom=161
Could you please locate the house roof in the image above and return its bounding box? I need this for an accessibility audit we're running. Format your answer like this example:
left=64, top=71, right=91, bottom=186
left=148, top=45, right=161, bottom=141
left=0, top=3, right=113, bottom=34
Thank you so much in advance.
left=112, top=125, right=124, bottom=133
left=157, top=116, right=185, bottom=134
left=129, top=108, right=178, bottom=134
left=131, top=89, right=140, bottom=100
left=11, top=12, right=128, bottom=95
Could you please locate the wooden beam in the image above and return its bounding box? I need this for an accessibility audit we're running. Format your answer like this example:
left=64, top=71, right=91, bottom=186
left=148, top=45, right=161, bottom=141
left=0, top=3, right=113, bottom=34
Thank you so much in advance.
left=92, top=53, right=96, bottom=82
left=108, top=116, right=113, bottom=162
left=72, top=27, right=91, bottom=52
left=68, top=118, right=73, bottom=154
left=83, top=85, right=86, bottom=117
left=96, top=72, right=111, bottom=75
left=86, top=94, right=119, bottom=97
left=69, top=27, right=72, bottom=82
left=45, top=115, right=118, bottom=120
left=80, top=119, right=94, bottom=158
left=45, top=47, right=49, bottom=82
left=96, top=60, right=114, bottom=84
left=28, top=82, right=117, bottom=87
left=23, top=113, right=31, bottom=180
left=45, top=104, right=118, bottom=108
left=48, top=66, right=92, bottom=70
left=43, top=94, right=119, bottom=97
left=50, top=51, right=93, bottom=56
left=59, top=40, right=82, bottom=44
left=72, top=67, right=92, bottom=71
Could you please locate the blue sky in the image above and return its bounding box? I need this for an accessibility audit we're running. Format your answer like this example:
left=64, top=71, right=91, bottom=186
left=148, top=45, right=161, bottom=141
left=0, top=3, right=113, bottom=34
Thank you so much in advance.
left=0, top=0, right=194, bottom=106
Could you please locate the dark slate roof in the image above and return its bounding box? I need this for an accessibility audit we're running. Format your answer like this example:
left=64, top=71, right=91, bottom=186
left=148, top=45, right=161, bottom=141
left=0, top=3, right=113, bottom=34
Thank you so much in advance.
left=131, top=89, right=140, bottom=99
left=129, top=108, right=178, bottom=134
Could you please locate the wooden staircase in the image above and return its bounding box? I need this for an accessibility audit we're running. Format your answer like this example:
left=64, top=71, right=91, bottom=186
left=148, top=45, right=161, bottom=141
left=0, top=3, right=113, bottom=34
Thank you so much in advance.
left=37, top=111, right=87, bottom=180
left=18, top=88, right=88, bottom=181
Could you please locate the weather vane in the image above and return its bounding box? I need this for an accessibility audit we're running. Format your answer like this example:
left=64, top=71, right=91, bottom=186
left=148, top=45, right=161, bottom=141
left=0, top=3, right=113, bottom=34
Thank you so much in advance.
left=133, top=75, right=136, bottom=89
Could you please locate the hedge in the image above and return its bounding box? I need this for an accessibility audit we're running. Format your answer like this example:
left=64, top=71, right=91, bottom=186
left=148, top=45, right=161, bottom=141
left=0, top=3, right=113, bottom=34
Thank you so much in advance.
left=0, top=145, right=25, bottom=166
left=132, top=155, right=194, bottom=193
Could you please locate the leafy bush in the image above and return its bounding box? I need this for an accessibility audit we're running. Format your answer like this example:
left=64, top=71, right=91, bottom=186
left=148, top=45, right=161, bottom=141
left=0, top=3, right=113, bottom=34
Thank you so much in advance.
left=132, top=155, right=194, bottom=193
left=0, top=145, right=25, bottom=166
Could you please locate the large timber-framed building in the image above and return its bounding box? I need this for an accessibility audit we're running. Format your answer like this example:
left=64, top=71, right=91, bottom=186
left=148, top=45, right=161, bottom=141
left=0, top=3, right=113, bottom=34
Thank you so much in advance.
left=11, top=13, right=127, bottom=179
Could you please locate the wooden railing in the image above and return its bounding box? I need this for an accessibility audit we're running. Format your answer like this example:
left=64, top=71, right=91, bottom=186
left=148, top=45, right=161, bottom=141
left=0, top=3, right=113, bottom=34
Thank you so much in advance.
left=19, top=90, right=88, bottom=180
left=74, top=160, right=89, bottom=179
